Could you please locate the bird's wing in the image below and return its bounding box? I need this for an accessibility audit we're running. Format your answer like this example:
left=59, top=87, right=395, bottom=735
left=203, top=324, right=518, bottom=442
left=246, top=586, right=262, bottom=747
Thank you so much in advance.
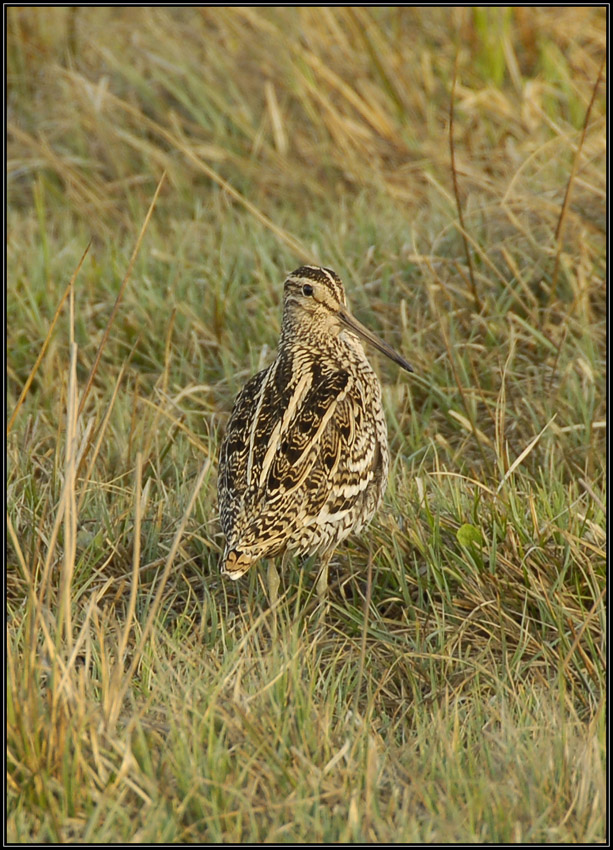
left=220, top=358, right=357, bottom=555
left=217, top=368, right=267, bottom=537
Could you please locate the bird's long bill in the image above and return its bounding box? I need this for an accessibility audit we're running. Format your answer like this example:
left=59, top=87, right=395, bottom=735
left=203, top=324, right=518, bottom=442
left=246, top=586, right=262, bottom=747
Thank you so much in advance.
left=338, top=308, right=414, bottom=373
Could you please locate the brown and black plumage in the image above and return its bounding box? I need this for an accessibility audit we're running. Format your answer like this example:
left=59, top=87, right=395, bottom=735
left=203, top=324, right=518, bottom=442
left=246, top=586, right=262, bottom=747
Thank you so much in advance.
left=217, top=266, right=413, bottom=580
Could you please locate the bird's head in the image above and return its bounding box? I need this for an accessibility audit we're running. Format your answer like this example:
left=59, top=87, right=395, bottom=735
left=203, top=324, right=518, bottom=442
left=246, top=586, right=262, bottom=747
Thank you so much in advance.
left=282, top=265, right=413, bottom=374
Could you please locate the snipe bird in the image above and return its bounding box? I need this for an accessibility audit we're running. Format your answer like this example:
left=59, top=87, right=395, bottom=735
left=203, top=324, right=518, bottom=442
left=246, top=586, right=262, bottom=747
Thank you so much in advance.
left=218, top=266, right=413, bottom=581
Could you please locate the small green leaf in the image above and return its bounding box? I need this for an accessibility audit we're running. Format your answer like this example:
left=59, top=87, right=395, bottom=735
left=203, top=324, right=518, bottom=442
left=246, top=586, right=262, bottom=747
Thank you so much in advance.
left=457, top=523, right=484, bottom=547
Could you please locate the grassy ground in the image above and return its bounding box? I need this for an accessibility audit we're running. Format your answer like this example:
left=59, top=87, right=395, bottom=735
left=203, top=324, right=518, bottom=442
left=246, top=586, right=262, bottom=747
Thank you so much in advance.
left=7, top=7, right=606, bottom=843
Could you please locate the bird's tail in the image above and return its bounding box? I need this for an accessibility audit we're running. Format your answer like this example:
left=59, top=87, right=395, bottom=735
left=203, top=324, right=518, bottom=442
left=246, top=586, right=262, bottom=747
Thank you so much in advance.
left=221, top=548, right=255, bottom=580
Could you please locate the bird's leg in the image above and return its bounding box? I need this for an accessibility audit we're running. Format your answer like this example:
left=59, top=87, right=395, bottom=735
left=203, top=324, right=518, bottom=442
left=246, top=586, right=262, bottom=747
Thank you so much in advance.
left=267, top=549, right=291, bottom=614
left=267, top=558, right=281, bottom=609
left=316, top=552, right=330, bottom=598
left=266, top=556, right=285, bottom=640
left=315, top=549, right=333, bottom=620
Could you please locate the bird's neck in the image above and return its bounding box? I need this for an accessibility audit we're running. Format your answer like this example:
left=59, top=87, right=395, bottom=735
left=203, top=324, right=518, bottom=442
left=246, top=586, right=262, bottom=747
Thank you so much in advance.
left=279, top=323, right=368, bottom=369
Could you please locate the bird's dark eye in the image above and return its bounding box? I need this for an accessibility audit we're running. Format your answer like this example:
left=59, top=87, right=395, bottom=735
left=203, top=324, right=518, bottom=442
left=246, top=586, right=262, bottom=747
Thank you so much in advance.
left=302, top=284, right=314, bottom=296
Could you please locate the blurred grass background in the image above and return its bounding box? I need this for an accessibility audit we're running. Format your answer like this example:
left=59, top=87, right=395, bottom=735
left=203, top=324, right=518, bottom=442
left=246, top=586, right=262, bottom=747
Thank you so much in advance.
left=7, top=7, right=606, bottom=843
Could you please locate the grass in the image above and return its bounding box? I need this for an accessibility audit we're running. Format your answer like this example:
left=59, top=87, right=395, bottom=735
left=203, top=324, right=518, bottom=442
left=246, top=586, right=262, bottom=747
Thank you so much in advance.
left=7, top=7, right=606, bottom=843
